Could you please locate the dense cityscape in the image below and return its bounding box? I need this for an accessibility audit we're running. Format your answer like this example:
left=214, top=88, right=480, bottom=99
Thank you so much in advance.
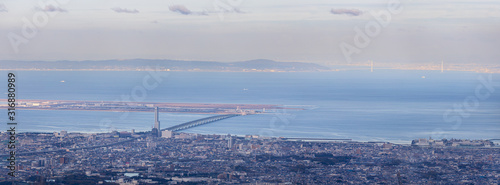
left=1, top=130, right=498, bottom=184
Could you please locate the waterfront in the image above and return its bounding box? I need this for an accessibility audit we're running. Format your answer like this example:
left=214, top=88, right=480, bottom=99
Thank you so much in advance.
left=2, top=70, right=499, bottom=143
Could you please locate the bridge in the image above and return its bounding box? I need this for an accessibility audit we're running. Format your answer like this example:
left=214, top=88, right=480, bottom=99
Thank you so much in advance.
left=162, top=114, right=241, bottom=132
left=282, top=138, right=352, bottom=141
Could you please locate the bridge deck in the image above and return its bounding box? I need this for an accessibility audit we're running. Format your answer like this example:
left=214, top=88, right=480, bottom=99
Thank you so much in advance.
left=162, top=114, right=240, bottom=132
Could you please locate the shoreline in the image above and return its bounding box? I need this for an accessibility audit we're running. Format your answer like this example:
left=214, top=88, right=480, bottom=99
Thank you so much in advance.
left=6, top=131, right=499, bottom=146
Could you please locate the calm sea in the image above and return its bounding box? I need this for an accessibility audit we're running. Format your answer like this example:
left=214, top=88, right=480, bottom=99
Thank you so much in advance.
left=2, top=70, right=499, bottom=143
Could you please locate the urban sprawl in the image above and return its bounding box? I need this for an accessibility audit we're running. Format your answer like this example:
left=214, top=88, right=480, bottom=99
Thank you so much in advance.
left=1, top=130, right=499, bottom=184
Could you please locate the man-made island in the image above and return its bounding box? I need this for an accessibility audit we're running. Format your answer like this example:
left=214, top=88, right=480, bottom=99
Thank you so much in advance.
left=0, top=99, right=297, bottom=114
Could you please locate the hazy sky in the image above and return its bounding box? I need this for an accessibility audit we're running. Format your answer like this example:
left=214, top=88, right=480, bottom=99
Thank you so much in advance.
left=1, top=0, right=499, bottom=65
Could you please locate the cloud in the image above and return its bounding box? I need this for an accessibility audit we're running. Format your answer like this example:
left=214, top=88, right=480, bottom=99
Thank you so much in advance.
left=0, top=3, right=7, bottom=12
left=111, top=7, right=139, bottom=14
left=169, top=5, right=192, bottom=15
left=36, top=5, right=67, bottom=12
left=330, top=8, right=363, bottom=16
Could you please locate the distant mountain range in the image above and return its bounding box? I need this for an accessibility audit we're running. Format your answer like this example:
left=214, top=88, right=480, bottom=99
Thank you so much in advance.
left=0, top=59, right=331, bottom=72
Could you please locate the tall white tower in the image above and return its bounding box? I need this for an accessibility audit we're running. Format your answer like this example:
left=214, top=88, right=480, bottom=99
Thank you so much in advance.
left=154, top=107, right=160, bottom=137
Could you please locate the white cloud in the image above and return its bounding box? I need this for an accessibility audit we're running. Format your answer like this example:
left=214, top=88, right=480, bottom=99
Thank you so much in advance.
left=36, top=5, right=67, bottom=12
left=330, top=8, right=363, bottom=16
left=111, top=7, right=139, bottom=13
left=169, top=5, right=192, bottom=15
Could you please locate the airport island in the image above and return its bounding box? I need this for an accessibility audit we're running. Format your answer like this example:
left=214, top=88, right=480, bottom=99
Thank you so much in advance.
left=0, top=99, right=294, bottom=115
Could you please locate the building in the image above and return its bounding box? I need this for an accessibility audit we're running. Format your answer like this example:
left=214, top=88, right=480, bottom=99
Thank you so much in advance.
left=228, top=134, right=234, bottom=149
left=152, top=128, right=159, bottom=137
left=59, top=157, right=69, bottom=164
left=54, top=131, right=67, bottom=137
left=152, top=107, right=161, bottom=137
left=161, top=130, right=173, bottom=138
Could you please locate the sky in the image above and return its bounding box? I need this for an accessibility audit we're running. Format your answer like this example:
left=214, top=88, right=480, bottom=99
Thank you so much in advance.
left=0, top=0, right=499, bottom=66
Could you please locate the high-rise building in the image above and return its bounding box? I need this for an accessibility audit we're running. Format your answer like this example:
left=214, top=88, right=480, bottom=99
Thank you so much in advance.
left=152, top=107, right=161, bottom=137
left=155, top=107, right=160, bottom=130
left=227, top=134, right=234, bottom=149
